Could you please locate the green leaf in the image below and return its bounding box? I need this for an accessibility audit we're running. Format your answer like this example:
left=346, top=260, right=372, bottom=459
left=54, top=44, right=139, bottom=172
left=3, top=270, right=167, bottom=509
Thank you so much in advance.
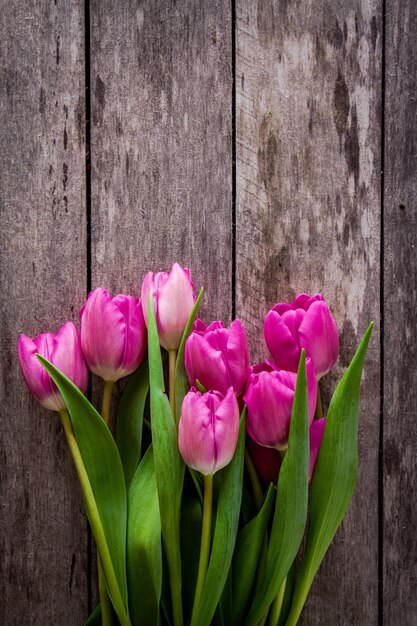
left=127, top=445, right=162, bottom=626
left=147, top=295, right=184, bottom=626
left=245, top=351, right=310, bottom=626
left=286, top=323, right=373, bottom=625
left=232, top=485, right=275, bottom=626
left=193, top=411, right=246, bottom=626
left=175, top=287, right=204, bottom=422
left=85, top=603, right=101, bottom=626
left=37, top=357, right=130, bottom=625
left=116, top=361, right=149, bottom=489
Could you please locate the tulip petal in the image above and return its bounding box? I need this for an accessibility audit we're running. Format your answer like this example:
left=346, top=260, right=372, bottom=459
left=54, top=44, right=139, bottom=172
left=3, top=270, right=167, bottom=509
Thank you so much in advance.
left=225, top=320, right=250, bottom=396
left=80, top=288, right=126, bottom=380
left=113, top=295, right=147, bottom=375
left=264, top=310, right=300, bottom=372
left=309, top=418, right=325, bottom=482
left=18, top=333, right=62, bottom=410
left=213, top=388, right=240, bottom=473
left=53, top=322, right=89, bottom=394
left=298, top=301, right=339, bottom=378
left=185, top=332, right=230, bottom=395
left=157, top=263, right=195, bottom=350
left=178, top=391, right=219, bottom=475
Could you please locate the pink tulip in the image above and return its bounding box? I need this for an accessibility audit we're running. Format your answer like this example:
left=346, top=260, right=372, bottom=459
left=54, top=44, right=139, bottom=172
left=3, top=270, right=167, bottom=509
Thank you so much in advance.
left=247, top=417, right=325, bottom=485
left=185, top=319, right=249, bottom=396
left=264, top=293, right=339, bottom=379
left=18, top=322, right=88, bottom=411
left=244, top=358, right=317, bottom=450
left=309, top=418, right=325, bottom=482
left=141, top=263, right=195, bottom=350
left=178, top=387, right=240, bottom=475
left=80, top=288, right=147, bottom=382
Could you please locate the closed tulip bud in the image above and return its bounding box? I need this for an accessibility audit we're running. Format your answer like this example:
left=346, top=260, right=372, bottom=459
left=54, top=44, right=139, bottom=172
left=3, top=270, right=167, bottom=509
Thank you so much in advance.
left=18, top=322, right=88, bottom=412
left=178, top=387, right=240, bottom=475
left=244, top=358, right=317, bottom=451
left=309, top=418, right=325, bottom=482
left=264, top=293, right=339, bottom=379
left=141, top=262, right=195, bottom=350
left=185, top=319, right=249, bottom=396
left=80, top=288, right=147, bottom=382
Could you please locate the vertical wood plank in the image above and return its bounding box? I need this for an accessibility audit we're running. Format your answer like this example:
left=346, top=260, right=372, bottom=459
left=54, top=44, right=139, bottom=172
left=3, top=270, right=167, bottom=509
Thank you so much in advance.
left=383, top=1, right=417, bottom=623
left=0, top=1, right=88, bottom=623
left=90, top=0, right=232, bottom=325
left=236, top=1, right=381, bottom=623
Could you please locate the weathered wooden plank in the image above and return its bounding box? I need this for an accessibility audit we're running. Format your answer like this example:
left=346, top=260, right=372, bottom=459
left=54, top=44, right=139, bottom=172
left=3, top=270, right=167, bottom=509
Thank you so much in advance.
left=0, top=1, right=88, bottom=623
left=383, top=1, right=417, bottom=623
left=89, top=0, right=232, bottom=325
left=236, top=2, right=381, bottom=623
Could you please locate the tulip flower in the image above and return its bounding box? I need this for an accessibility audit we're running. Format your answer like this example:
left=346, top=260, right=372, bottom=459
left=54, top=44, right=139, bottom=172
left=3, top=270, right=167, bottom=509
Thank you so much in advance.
left=247, top=417, right=325, bottom=485
left=309, top=418, right=325, bottom=482
left=141, top=262, right=195, bottom=350
left=185, top=319, right=249, bottom=396
left=264, top=293, right=339, bottom=379
left=244, top=358, right=317, bottom=450
left=178, top=387, right=240, bottom=475
left=80, top=288, right=147, bottom=382
left=18, top=322, right=88, bottom=411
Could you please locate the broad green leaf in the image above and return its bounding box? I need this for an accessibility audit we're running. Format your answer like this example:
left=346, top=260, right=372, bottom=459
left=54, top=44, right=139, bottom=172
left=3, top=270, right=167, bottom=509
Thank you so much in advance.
left=286, top=323, right=373, bottom=625
left=181, top=496, right=203, bottom=622
left=147, top=296, right=184, bottom=626
left=245, top=352, right=310, bottom=626
left=37, top=357, right=130, bottom=625
left=85, top=603, right=101, bottom=626
left=232, top=485, right=274, bottom=626
left=193, top=412, right=246, bottom=626
left=175, top=287, right=204, bottom=423
left=116, top=361, right=149, bottom=489
left=127, top=445, right=162, bottom=626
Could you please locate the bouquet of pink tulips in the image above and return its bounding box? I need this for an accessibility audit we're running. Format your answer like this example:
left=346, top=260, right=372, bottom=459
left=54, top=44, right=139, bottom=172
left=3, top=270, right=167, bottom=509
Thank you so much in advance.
left=18, top=263, right=372, bottom=626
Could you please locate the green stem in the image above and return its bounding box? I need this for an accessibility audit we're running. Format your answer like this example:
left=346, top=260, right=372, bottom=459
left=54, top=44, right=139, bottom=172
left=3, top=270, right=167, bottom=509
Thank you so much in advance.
left=168, top=349, right=177, bottom=423
left=101, top=380, right=114, bottom=426
left=245, top=448, right=264, bottom=509
left=285, top=575, right=312, bottom=626
left=99, top=381, right=115, bottom=625
left=59, top=410, right=131, bottom=626
left=268, top=578, right=287, bottom=626
left=314, top=384, right=322, bottom=420
left=191, top=474, right=213, bottom=626
left=98, top=555, right=113, bottom=626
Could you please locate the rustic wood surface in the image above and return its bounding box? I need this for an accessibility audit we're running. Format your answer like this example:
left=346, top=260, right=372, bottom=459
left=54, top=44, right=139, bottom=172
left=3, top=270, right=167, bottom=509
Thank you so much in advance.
left=1, top=0, right=415, bottom=624
left=383, top=0, right=417, bottom=624
left=0, top=1, right=88, bottom=624
left=236, top=2, right=381, bottom=622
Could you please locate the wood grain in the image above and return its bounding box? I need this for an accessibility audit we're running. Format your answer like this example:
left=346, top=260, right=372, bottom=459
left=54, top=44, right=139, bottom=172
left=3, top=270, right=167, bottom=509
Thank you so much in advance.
left=383, top=0, right=417, bottom=623
left=89, top=0, right=232, bottom=325
left=236, top=1, right=381, bottom=623
left=0, top=1, right=88, bottom=623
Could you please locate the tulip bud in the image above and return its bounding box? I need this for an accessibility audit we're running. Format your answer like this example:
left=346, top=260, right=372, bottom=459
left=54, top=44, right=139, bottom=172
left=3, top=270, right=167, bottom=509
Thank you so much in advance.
left=80, top=288, right=147, bottom=382
left=141, top=262, right=195, bottom=351
left=309, top=418, right=325, bottom=482
left=264, top=293, right=339, bottom=379
left=18, top=322, right=88, bottom=412
left=185, top=319, right=249, bottom=396
left=178, top=387, right=240, bottom=475
left=244, top=358, right=317, bottom=451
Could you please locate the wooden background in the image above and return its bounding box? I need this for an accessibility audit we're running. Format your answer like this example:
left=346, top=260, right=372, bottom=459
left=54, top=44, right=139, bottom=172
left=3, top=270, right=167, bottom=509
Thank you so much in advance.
left=1, top=0, right=415, bottom=624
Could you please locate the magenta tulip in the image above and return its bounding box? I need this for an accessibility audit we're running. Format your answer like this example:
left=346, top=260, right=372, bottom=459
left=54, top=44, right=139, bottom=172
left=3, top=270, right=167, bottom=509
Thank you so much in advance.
left=244, top=358, right=317, bottom=450
left=178, top=387, right=240, bottom=475
left=185, top=319, right=249, bottom=396
left=141, top=262, right=195, bottom=350
left=264, top=293, right=339, bottom=379
left=80, top=288, right=147, bottom=382
left=309, top=418, right=325, bottom=482
left=18, top=322, right=88, bottom=412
